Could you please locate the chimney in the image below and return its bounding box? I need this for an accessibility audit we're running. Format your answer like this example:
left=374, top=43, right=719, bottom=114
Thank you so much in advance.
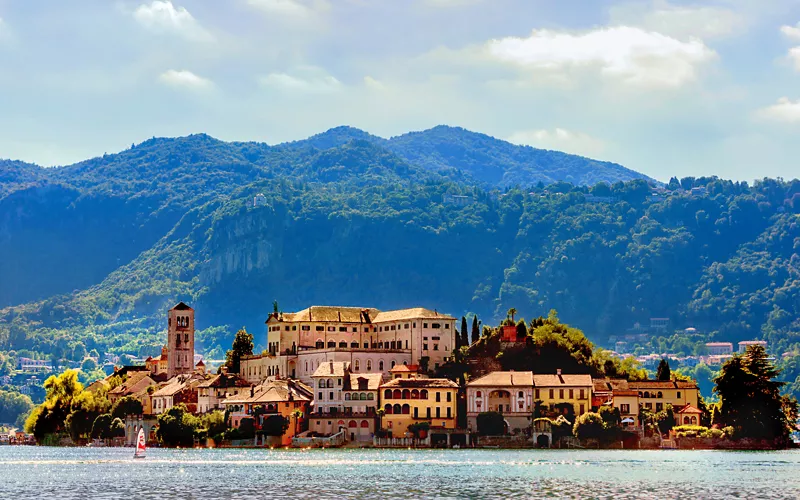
left=221, top=366, right=229, bottom=375
left=250, top=386, right=255, bottom=397
left=556, top=368, right=561, bottom=375
left=329, top=362, right=334, bottom=374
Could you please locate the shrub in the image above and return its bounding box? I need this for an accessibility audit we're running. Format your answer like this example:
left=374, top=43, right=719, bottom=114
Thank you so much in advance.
left=573, top=413, right=605, bottom=441
left=476, top=412, right=506, bottom=436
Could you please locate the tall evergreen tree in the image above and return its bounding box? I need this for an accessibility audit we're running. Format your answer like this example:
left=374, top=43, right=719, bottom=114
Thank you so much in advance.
left=471, top=316, right=480, bottom=344
left=460, top=316, right=468, bottom=347
left=714, top=345, right=798, bottom=444
left=225, top=327, right=254, bottom=374
left=656, top=358, right=671, bottom=381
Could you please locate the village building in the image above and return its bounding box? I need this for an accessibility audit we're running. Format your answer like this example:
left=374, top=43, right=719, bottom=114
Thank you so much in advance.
left=628, top=380, right=700, bottom=413
left=197, top=372, right=252, bottom=414
left=145, top=346, right=170, bottom=376
left=107, top=371, right=156, bottom=406
left=221, top=379, right=313, bottom=446
left=592, top=379, right=639, bottom=428
left=151, top=373, right=204, bottom=415
left=308, top=362, right=382, bottom=441
left=705, top=342, right=734, bottom=356
left=532, top=372, right=593, bottom=417
left=738, top=340, right=767, bottom=353
left=261, top=306, right=457, bottom=385
left=379, top=377, right=458, bottom=437
left=466, top=371, right=535, bottom=432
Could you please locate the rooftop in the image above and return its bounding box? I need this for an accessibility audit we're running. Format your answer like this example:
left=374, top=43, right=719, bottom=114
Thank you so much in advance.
left=312, top=361, right=350, bottom=378
left=380, top=378, right=459, bottom=389
left=533, top=374, right=593, bottom=387
left=267, top=306, right=455, bottom=324
left=467, top=371, right=534, bottom=387
left=628, top=380, right=698, bottom=390
left=345, top=373, right=383, bottom=391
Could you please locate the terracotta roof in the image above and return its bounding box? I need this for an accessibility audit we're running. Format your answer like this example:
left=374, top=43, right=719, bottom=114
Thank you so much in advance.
left=467, top=371, right=534, bottom=387
left=197, top=373, right=251, bottom=389
left=373, top=308, right=455, bottom=323
left=705, top=342, right=733, bottom=347
left=533, top=374, right=593, bottom=387
left=628, top=380, right=698, bottom=389
left=108, top=371, right=155, bottom=396
left=592, top=378, right=631, bottom=392
left=389, top=364, right=419, bottom=373
left=345, top=373, right=382, bottom=391
left=195, top=360, right=205, bottom=366
left=223, top=379, right=313, bottom=405
left=676, top=404, right=703, bottom=414
left=268, top=306, right=455, bottom=324
left=380, top=378, right=458, bottom=389
left=152, top=375, right=203, bottom=397
left=613, top=390, right=639, bottom=397
left=171, top=301, right=193, bottom=311
left=312, top=361, right=350, bottom=378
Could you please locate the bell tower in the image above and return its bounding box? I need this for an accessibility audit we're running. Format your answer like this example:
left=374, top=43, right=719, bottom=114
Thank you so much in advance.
left=167, top=302, right=195, bottom=378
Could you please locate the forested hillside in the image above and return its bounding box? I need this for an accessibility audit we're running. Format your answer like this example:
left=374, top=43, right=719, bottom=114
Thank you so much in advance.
left=0, top=126, right=799, bottom=398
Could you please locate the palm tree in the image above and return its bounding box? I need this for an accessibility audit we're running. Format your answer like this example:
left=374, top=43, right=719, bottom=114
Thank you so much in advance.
left=507, top=308, right=517, bottom=325
left=291, top=409, right=304, bottom=436
left=376, top=408, right=385, bottom=432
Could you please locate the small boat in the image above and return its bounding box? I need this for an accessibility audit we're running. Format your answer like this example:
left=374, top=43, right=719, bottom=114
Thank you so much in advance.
left=134, top=428, right=146, bottom=459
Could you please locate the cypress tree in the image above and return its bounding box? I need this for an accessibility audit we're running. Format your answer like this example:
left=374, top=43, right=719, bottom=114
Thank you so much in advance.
left=471, top=316, right=480, bottom=344
left=656, top=358, right=671, bottom=381
left=460, top=316, right=468, bottom=347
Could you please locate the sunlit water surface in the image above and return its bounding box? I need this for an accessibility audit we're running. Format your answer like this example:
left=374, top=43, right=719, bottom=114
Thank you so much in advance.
left=0, top=446, right=798, bottom=499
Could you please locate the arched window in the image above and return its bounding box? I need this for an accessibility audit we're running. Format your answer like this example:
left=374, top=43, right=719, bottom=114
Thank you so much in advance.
left=328, top=341, right=336, bottom=348
left=349, top=420, right=358, bottom=428
left=362, top=393, right=369, bottom=400
left=305, top=362, right=309, bottom=371
left=360, top=420, right=370, bottom=428
left=393, top=389, right=402, bottom=399
left=402, top=389, right=410, bottom=399
left=354, top=360, right=360, bottom=371
left=384, top=404, right=393, bottom=414
left=643, top=391, right=650, bottom=398
left=319, top=380, right=326, bottom=388
left=421, top=390, right=429, bottom=400
left=402, top=404, right=410, bottom=415
left=351, top=341, right=358, bottom=348
left=367, top=393, right=374, bottom=400
left=316, top=340, right=324, bottom=349
left=476, top=391, right=482, bottom=398
left=393, top=404, right=402, bottom=414
left=683, top=416, right=690, bottom=424
left=657, top=391, right=663, bottom=398
left=518, top=391, right=524, bottom=398
left=384, top=389, right=392, bottom=399
left=379, top=361, right=384, bottom=371
left=339, top=341, right=347, bottom=348
left=367, top=360, right=372, bottom=371
left=411, top=389, right=419, bottom=400
left=345, top=393, right=351, bottom=400
left=327, top=379, right=334, bottom=388
left=691, top=416, right=697, bottom=425
left=391, top=361, right=396, bottom=369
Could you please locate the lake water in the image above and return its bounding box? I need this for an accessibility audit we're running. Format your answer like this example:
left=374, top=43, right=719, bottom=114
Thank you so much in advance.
left=0, top=447, right=798, bottom=499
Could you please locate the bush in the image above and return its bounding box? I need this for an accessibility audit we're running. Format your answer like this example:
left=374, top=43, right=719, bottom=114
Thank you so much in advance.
left=476, top=412, right=506, bottom=436
left=673, top=425, right=708, bottom=438
left=573, top=412, right=605, bottom=441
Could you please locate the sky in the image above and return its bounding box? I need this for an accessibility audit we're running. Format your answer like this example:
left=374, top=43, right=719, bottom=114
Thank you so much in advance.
left=1, top=0, right=800, bottom=182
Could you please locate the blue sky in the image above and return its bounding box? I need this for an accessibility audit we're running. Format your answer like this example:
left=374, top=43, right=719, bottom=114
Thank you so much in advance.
left=1, top=0, right=800, bottom=182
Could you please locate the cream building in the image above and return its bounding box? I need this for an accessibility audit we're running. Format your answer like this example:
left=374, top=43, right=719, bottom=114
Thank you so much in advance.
left=466, top=371, right=535, bottom=432
left=253, top=306, right=456, bottom=385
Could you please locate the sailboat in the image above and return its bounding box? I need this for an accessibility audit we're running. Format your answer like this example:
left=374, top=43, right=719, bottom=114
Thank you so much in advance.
left=134, top=428, right=146, bottom=459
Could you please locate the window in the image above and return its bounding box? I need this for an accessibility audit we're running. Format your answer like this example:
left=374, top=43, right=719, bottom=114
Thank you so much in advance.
left=405, top=340, right=409, bottom=349
left=391, top=361, right=396, bottom=368
left=621, top=404, right=630, bottom=414
left=657, top=391, right=663, bottom=399
left=677, top=391, right=682, bottom=398
left=367, top=360, right=372, bottom=370
left=432, top=336, right=440, bottom=341
left=327, top=379, right=334, bottom=388
left=426, top=408, right=431, bottom=418
left=535, top=389, right=540, bottom=399
left=569, top=389, right=574, bottom=399
left=391, top=325, right=396, bottom=330
left=318, top=392, right=322, bottom=400
left=579, top=404, right=584, bottom=415
left=339, top=327, right=347, bottom=332
left=352, top=327, right=357, bottom=333
left=656, top=403, right=663, bottom=412
left=364, top=327, right=369, bottom=333
left=436, top=407, right=441, bottom=418
left=518, top=391, right=524, bottom=398
left=645, top=403, right=652, bottom=410
left=423, top=323, right=428, bottom=328
left=559, top=389, right=564, bottom=399
left=432, top=323, right=441, bottom=329
left=433, top=344, right=438, bottom=351
left=476, top=391, right=482, bottom=398
left=284, top=326, right=290, bottom=331
left=339, top=341, right=347, bottom=348
left=316, top=340, right=324, bottom=349
left=446, top=392, right=452, bottom=402
left=579, top=389, right=585, bottom=400
left=292, top=326, right=297, bottom=331
left=338, top=378, right=342, bottom=386
left=328, top=327, right=335, bottom=332
left=355, top=360, right=360, bottom=371
left=413, top=322, right=416, bottom=328
left=319, top=380, right=326, bottom=388
left=423, top=344, right=428, bottom=351
left=445, top=324, right=450, bottom=329
left=404, top=323, right=409, bottom=329
left=379, top=361, right=384, bottom=371
left=302, top=326, right=310, bottom=331
left=328, top=341, right=335, bottom=348
left=549, top=389, right=554, bottom=399
left=436, top=392, right=441, bottom=402
left=316, top=326, right=324, bottom=331
left=329, top=392, right=334, bottom=399
left=345, top=393, right=351, bottom=401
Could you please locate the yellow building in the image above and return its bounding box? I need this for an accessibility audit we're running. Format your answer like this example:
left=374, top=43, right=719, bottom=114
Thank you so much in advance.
left=532, top=373, right=593, bottom=417
left=379, top=378, right=458, bottom=436
left=593, top=378, right=639, bottom=428
left=628, top=380, right=700, bottom=413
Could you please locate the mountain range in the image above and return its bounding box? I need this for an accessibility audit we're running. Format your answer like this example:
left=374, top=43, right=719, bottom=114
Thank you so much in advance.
left=1, top=125, right=799, bottom=401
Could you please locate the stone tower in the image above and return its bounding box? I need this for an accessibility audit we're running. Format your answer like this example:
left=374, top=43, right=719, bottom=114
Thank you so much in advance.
left=167, top=302, right=195, bottom=378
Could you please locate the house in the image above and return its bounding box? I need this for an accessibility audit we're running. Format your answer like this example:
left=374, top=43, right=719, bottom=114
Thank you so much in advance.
left=532, top=372, right=593, bottom=418
left=388, top=364, right=421, bottom=379
left=107, top=371, right=156, bottom=406
left=705, top=342, right=733, bottom=356
left=308, top=361, right=382, bottom=440
left=197, top=372, right=252, bottom=414
left=592, top=379, right=639, bottom=428
left=221, top=379, right=313, bottom=446
left=628, top=380, right=700, bottom=413
left=676, top=405, right=703, bottom=425
left=466, top=371, right=534, bottom=432
left=151, top=374, right=204, bottom=415
left=738, top=340, right=767, bottom=353
left=379, top=377, right=458, bottom=437
left=145, top=346, right=169, bottom=376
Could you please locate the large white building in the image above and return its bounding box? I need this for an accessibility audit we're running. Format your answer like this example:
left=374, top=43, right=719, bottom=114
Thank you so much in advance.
left=240, top=306, right=456, bottom=386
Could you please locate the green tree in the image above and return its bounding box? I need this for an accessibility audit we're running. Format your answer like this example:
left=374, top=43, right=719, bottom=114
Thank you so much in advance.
left=111, top=396, right=143, bottom=420
left=598, top=405, right=620, bottom=428
left=225, top=328, right=254, bottom=375
left=656, top=358, right=671, bottom=381
left=714, top=345, right=798, bottom=444
left=156, top=404, right=199, bottom=447
left=0, top=390, right=33, bottom=427
left=573, top=412, right=605, bottom=441
left=260, top=415, right=287, bottom=437
left=460, top=317, right=468, bottom=348
left=91, top=413, right=114, bottom=440
left=655, top=404, right=676, bottom=435
left=476, top=411, right=506, bottom=435
left=471, top=316, right=480, bottom=345
left=291, top=409, right=304, bottom=436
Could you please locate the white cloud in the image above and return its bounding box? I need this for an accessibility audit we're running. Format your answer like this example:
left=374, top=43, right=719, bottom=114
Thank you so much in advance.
left=485, top=26, right=715, bottom=88
left=758, top=97, right=800, bottom=123
left=790, top=47, right=800, bottom=71
left=610, top=1, right=744, bottom=40
left=158, top=69, right=213, bottom=90
left=507, top=128, right=606, bottom=158
left=259, top=66, right=341, bottom=93
left=246, top=0, right=329, bottom=17
left=363, top=76, right=385, bottom=90
left=780, top=23, right=800, bottom=41
left=133, top=1, right=211, bottom=41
